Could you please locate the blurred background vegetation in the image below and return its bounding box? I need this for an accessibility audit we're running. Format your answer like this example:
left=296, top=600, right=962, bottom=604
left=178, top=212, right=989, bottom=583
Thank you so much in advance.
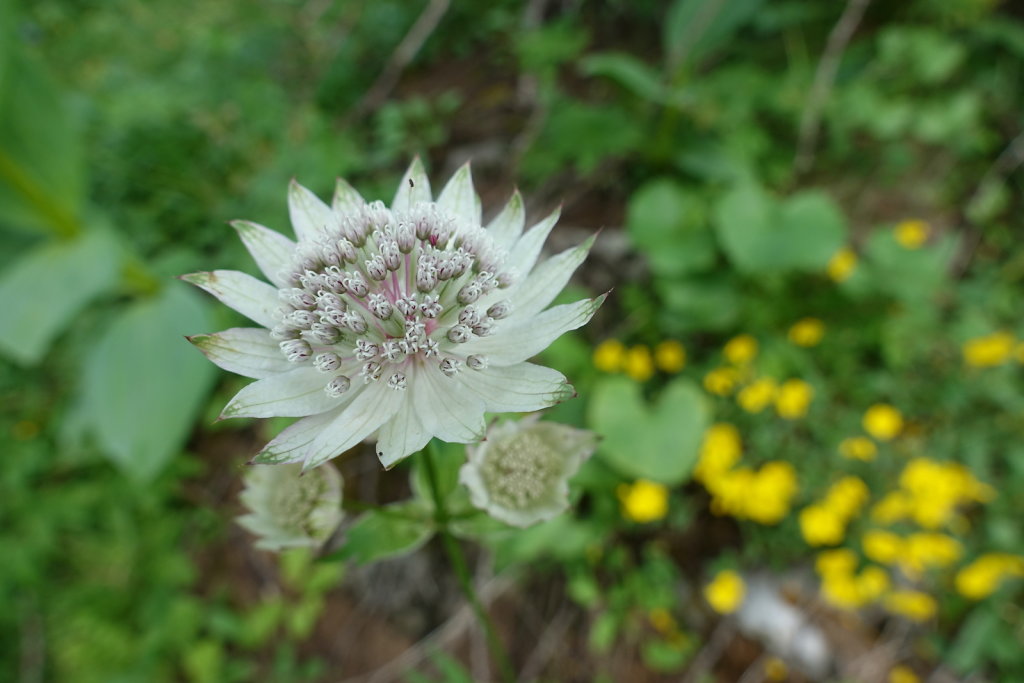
left=2, top=0, right=1023, bottom=681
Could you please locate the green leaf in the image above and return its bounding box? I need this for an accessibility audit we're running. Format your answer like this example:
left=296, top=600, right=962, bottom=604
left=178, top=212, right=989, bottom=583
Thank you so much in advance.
left=713, top=184, right=846, bottom=274
left=664, top=0, right=764, bottom=72
left=580, top=52, right=666, bottom=103
left=947, top=605, right=1001, bottom=673
left=410, top=441, right=465, bottom=509
left=589, top=377, right=709, bottom=484
left=862, top=229, right=955, bottom=302
left=0, top=43, right=84, bottom=236
left=334, top=502, right=434, bottom=564
left=626, top=178, right=716, bottom=277
left=82, top=282, right=216, bottom=481
left=656, top=274, right=739, bottom=333
left=0, top=228, right=120, bottom=365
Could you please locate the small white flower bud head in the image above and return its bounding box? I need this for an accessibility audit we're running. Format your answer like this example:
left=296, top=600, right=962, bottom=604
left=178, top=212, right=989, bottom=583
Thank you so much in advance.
left=271, top=324, right=301, bottom=340
left=308, top=323, right=341, bottom=345
left=487, top=301, right=512, bottom=319
left=382, top=340, right=406, bottom=362
left=436, top=254, right=457, bottom=281
left=325, top=374, right=352, bottom=397
left=439, top=357, right=462, bottom=377
left=421, top=339, right=439, bottom=357
left=237, top=462, right=343, bottom=551
left=336, top=238, right=357, bottom=263
left=387, top=372, right=407, bottom=391
left=496, top=270, right=516, bottom=288
left=339, top=217, right=365, bottom=247
left=458, top=307, right=480, bottom=326
left=416, top=263, right=438, bottom=292
left=360, top=361, right=383, bottom=383
left=280, top=339, right=312, bottom=363
left=363, top=200, right=391, bottom=229
left=419, top=294, right=442, bottom=318
left=321, top=308, right=347, bottom=327
left=342, top=311, right=368, bottom=335
left=319, top=243, right=342, bottom=267
left=451, top=250, right=472, bottom=278
left=395, top=295, right=418, bottom=317
left=428, top=219, right=452, bottom=248
left=355, top=339, right=379, bottom=361
left=313, top=352, right=342, bottom=373
left=297, top=246, right=321, bottom=272
left=381, top=240, right=401, bottom=271
left=300, top=270, right=327, bottom=291
left=368, top=293, right=394, bottom=320
left=447, top=324, right=472, bottom=343
left=472, top=318, right=495, bottom=337
left=395, top=222, right=416, bottom=253
left=343, top=271, right=368, bottom=297
left=279, top=288, right=316, bottom=309
left=466, top=354, right=488, bottom=370
left=316, top=290, right=344, bottom=311
left=365, top=255, right=387, bottom=281
left=459, top=417, right=597, bottom=528
left=457, top=281, right=483, bottom=305
left=285, top=309, right=316, bottom=329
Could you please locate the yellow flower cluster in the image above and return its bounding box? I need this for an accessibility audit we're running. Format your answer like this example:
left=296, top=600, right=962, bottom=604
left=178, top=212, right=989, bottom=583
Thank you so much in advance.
left=775, top=379, right=814, bottom=419
left=788, top=317, right=825, bottom=347
left=593, top=339, right=686, bottom=381
left=894, top=219, right=929, bottom=249
left=704, top=569, right=745, bottom=614
left=617, top=479, right=669, bottom=523
left=862, top=529, right=963, bottom=578
left=862, top=403, right=903, bottom=441
left=737, top=377, right=776, bottom=413
left=723, top=334, right=758, bottom=365
left=703, top=366, right=741, bottom=396
left=815, top=549, right=889, bottom=608
left=695, top=424, right=798, bottom=525
left=799, top=476, right=869, bottom=546
left=955, top=553, right=1024, bottom=600
left=962, top=331, right=1015, bottom=368
left=827, top=247, right=858, bottom=282
left=838, top=436, right=878, bottom=461
left=871, top=458, right=995, bottom=529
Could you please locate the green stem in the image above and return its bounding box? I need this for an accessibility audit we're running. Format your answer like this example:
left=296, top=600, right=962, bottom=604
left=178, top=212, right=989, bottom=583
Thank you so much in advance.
left=423, top=443, right=516, bottom=683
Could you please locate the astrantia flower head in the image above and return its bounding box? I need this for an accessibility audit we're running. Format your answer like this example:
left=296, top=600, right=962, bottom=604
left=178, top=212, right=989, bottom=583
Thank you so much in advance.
left=185, top=160, right=603, bottom=469
left=459, top=415, right=596, bottom=528
left=237, top=462, right=343, bottom=551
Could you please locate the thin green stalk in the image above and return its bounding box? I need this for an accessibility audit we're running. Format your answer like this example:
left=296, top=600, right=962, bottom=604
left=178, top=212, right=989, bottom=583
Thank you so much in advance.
left=423, top=444, right=515, bottom=683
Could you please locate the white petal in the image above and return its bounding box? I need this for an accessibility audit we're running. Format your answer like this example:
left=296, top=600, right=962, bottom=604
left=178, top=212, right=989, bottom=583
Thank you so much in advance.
left=486, top=190, right=525, bottom=252
left=288, top=180, right=334, bottom=242
left=375, top=396, right=430, bottom=469
left=221, top=366, right=357, bottom=419
left=231, top=220, right=296, bottom=288
left=507, top=235, right=595, bottom=320
left=391, top=157, right=432, bottom=212
left=188, top=327, right=291, bottom=379
left=416, top=364, right=486, bottom=443
left=182, top=270, right=280, bottom=328
left=460, top=294, right=606, bottom=365
left=252, top=410, right=342, bottom=464
left=332, top=177, right=364, bottom=214
left=456, top=362, right=574, bottom=413
left=304, top=381, right=404, bottom=470
left=437, top=162, right=480, bottom=226
left=506, top=206, right=561, bottom=275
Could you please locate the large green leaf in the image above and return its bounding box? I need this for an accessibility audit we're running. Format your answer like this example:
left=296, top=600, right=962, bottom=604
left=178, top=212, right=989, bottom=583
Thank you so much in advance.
left=713, top=183, right=847, bottom=274
left=626, top=178, right=716, bottom=277
left=589, top=377, right=708, bottom=484
left=333, top=502, right=434, bottom=564
left=82, top=283, right=216, bottom=481
left=0, top=43, right=84, bottom=236
left=0, top=228, right=120, bottom=365
left=862, top=229, right=955, bottom=302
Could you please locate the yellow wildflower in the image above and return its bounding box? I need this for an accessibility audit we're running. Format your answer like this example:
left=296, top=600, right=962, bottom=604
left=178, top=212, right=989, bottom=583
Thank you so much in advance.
left=862, top=529, right=904, bottom=565
left=703, top=367, right=740, bottom=396
left=963, top=332, right=1015, bottom=368
left=744, top=461, right=798, bottom=525
left=816, top=549, right=858, bottom=577
left=788, top=317, right=825, bottom=347
left=889, top=666, right=921, bottom=683
left=821, top=573, right=866, bottom=608
left=617, top=480, right=669, bottom=523
left=723, top=334, right=758, bottom=365
left=824, top=476, right=870, bottom=519
left=738, top=378, right=777, bottom=413
left=775, top=379, right=814, bottom=419
left=800, top=505, right=846, bottom=546
left=902, top=533, right=963, bottom=575
left=827, top=247, right=858, bottom=282
left=899, top=458, right=995, bottom=529
left=593, top=339, right=626, bottom=373
left=894, top=220, right=929, bottom=249
left=883, top=590, right=936, bottom=622
left=871, top=491, right=912, bottom=524
left=623, top=345, right=654, bottom=382
left=856, top=566, right=891, bottom=602
left=863, top=404, right=903, bottom=441
left=839, top=436, right=878, bottom=461
left=695, top=423, right=743, bottom=481
left=704, top=570, right=745, bottom=614
left=707, top=467, right=757, bottom=518
left=955, top=553, right=1024, bottom=600
left=654, top=340, right=686, bottom=373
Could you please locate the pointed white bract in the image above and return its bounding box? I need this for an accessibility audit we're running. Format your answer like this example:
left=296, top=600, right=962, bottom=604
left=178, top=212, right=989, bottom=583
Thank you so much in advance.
left=459, top=415, right=597, bottom=528
left=185, top=159, right=602, bottom=469
left=237, top=462, right=343, bottom=551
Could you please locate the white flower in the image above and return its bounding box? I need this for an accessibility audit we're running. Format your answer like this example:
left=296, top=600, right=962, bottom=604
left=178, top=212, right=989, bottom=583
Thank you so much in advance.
left=185, top=160, right=603, bottom=469
left=237, top=462, right=343, bottom=551
left=459, top=415, right=597, bottom=527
